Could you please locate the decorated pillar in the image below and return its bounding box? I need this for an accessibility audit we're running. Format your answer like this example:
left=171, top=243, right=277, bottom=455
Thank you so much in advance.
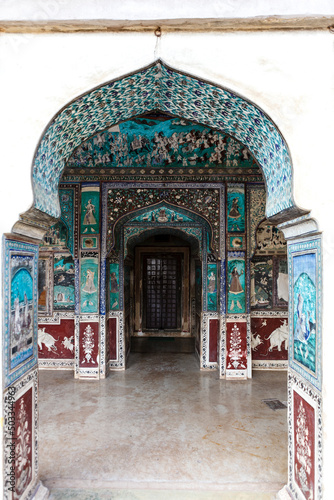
left=283, top=231, right=322, bottom=498
left=2, top=235, right=48, bottom=499
left=225, top=183, right=249, bottom=379
left=76, top=183, right=102, bottom=379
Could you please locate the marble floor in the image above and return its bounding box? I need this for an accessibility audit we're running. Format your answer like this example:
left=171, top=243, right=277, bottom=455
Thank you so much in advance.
left=38, top=353, right=288, bottom=499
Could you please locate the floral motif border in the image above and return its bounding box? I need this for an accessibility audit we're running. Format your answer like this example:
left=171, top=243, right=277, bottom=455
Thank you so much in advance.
left=219, top=315, right=226, bottom=378
left=201, top=312, right=219, bottom=370
left=288, top=370, right=322, bottom=499
left=225, top=314, right=249, bottom=379
left=38, top=359, right=74, bottom=369
left=108, top=311, right=125, bottom=370
left=3, top=368, right=38, bottom=500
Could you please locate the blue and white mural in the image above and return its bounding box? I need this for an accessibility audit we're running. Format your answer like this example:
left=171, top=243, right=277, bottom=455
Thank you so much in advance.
left=3, top=238, right=38, bottom=387
left=293, top=253, right=317, bottom=374
left=10, top=255, right=34, bottom=369
left=289, top=238, right=322, bottom=390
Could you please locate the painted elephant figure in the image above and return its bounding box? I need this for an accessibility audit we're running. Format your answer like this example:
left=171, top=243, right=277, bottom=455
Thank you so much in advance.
left=38, top=327, right=58, bottom=352
left=265, top=321, right=289, bottom=351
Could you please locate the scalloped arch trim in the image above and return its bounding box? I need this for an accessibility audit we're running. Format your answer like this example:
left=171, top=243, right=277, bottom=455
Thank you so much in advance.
left=32, top=60, right=294, bottom=219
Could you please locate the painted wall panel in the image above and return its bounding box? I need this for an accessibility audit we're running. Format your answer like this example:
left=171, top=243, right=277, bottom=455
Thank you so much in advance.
left=3, top=370, right=38, bottom=500
left=227, top=252, right=245, bottom=314
left=209, top=318, right=219, bottom=363
left=109, top=262, right=120, bottom=311
left=79, top=322, right=99, bottom=367
left=226, top=321, right=247, bottom=372
left=53, top=253, right=75, bottom=310
left=80, top=257, right=99, bottom=314
left=207, top=263, right=217, bottom=312
left=227, top=184, right=245, bottom=233
left=3, top=238, right=39, bottom=387
left=251, top=317, right=288, bottom=361
left=293, top=390, right=315, bottom=499
left=289, top=238, right=322, bottom=390
left=80, top=186, right=100, bottom=235
left=38, top=319, right=75, bottom=359
left=108, top=317, right=117, bottom=360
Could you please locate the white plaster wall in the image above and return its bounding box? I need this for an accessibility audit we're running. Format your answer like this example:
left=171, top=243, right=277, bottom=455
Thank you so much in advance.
left=0, top=29, right=334, bottom=496
left=1, top=0, right=334, bottom=21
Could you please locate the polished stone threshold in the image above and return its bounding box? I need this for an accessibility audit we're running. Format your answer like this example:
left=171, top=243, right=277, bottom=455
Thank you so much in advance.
left=38, top=353, right=288, bottom=498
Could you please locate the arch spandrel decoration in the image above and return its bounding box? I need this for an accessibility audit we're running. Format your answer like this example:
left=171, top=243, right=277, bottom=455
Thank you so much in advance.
left=124, top=227, right=202, bottom=260
left=30, top=60, right=300, bottom=223
left=108, top=198, right=215, bottom=258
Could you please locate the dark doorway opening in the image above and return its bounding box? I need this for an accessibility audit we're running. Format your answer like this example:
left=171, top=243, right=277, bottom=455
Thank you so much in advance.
left=143, top=253, right=182, bottom=331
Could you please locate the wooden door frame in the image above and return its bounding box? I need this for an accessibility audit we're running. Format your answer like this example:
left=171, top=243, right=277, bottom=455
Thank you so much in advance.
left=134, top=247, right=190, bottom=336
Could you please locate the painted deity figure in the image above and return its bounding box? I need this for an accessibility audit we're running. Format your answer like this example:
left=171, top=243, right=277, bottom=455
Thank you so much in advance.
left=83, top=199, right=96, bottom=225
left=83, top=269, right=97, bottom=294
left=229, top=198, right=241, bottom=219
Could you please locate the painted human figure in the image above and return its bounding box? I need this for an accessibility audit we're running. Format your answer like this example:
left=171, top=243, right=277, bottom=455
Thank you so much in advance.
left=14, top=295, right=21, bottom=335
left=83, top=199, right=96, bottom=225
left=229, top=197, right=241, bottom=219
left=229, top=266, right=243, bottom=310
left=23, top=292, right=29, bottom=327
left=110, top=272, right=119, bottom=293
left=208, top=271, right=216, bottom=293
left=83, top=269, right=96, bottom=294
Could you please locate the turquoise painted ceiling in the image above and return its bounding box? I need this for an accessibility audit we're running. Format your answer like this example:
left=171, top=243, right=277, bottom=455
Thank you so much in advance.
left=32, top=61, right=294, bottom=219
left=65, top=115, right=258, bottom=171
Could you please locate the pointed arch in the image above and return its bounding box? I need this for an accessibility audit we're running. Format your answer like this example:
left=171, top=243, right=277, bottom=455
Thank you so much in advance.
left=25, top=60, right=304, bottom=232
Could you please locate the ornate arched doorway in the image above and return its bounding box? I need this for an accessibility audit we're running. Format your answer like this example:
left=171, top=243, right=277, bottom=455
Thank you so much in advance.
left=2, top=61, right=322, bottom=499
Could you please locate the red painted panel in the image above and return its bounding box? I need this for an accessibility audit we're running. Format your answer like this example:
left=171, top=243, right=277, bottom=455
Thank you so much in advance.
left=294, top=391, right=315, bottom=498
left=209, top=319, right=219, bottom=362
left=108, top=317, right=117, bottom=360
left=251, top=317, right=288, bottom=360
left=38, top=319, right=75, bottom=358
left=79, top=322, right=99, bottom=367
left=226, top=321, right=247, bottom=370
left=14, top=387, right=33, bottom=498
